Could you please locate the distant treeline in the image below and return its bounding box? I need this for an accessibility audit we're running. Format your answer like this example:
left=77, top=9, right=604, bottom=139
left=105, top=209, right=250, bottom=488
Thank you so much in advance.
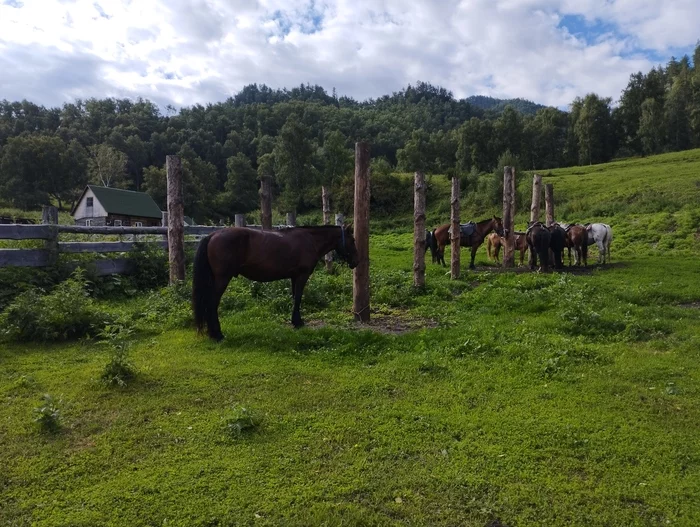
left=1, top=43, right=699, bottom=221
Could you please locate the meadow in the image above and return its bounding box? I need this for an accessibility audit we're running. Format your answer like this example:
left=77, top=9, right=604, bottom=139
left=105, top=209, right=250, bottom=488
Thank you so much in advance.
left=1, top=150, right=700, bottom=526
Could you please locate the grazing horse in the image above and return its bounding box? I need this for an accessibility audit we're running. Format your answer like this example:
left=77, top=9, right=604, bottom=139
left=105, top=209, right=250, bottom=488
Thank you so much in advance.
left=548, top=223, right=567, bottom=270
left=192, top=226, right=359, bottom=341
left=563, top=224, right=588, bottom=266
left=586, top=223, right=613, bottom=264
left=486, top=232, right=503, bottom=263
left=433, top=217, right=504, bottom=269
left=526, top=222, right=551, bottom=271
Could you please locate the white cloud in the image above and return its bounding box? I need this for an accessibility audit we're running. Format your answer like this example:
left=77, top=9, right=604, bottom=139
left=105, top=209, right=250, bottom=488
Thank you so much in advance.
left=0, top=0, right=697, bottom=109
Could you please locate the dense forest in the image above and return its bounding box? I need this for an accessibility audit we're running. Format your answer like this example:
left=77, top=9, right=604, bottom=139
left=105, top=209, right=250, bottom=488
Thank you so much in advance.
left=1, top=44, right=699, bottom=222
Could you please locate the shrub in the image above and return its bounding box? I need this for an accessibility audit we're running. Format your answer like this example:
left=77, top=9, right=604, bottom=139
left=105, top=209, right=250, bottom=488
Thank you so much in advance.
left=99, top=324, right=137, bottom=387
left=0, top=268, right=117, bottom=342
left=127, top=242, right=169, bottom=292
left=223, top=406, right=261, bottom=438
left=33, top=394, right=62, bottom=434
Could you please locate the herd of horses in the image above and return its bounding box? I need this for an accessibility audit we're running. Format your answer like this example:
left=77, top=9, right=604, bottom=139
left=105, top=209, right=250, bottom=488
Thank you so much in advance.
left=425, top=218, right=613, bottom=272
left=192, top=218, right=612, bottom=340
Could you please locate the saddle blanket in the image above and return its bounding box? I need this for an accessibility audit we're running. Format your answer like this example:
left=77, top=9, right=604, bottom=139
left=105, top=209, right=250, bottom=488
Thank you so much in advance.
left=448, top=221, right=476, bottom=238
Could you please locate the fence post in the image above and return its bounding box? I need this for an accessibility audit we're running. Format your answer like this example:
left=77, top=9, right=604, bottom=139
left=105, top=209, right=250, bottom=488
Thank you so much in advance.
left=530, top=173, right=542, bottom=224
left=234, top=214, right=246, bottom=228
left=545, top=183, right=555, bottom=227
left=502, top=167, right=515, bottom=268
left=323, top=185, right=332, bottom=272
left=42, top=205, right=59, bottom=265
left=353, top=141, right=370, bottom=322
left=286, top=211, right=296, bottom=227
left=450, top=176, right=460, bottom=279
left=413, top=171, right=426, bottom=288
left=166, top=155, right=185, bottom=283
left=260, top=175, right=273, bottom=230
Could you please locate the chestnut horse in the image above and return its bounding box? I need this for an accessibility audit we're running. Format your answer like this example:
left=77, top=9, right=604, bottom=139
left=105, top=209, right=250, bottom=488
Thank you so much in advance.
left=487, top=231, right=528, bottom=266
left=564, top=224, right=588, bottom=266
left=192, top=226, right=359, bottom=340
left=433, top=217, right=504, bottom=269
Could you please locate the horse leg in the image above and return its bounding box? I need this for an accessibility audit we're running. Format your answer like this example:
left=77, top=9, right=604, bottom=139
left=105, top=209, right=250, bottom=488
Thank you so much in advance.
left=208, top=275, right=232, bottom=341
left=529, top=245, right=536, bottom=270
left=597, top=239, right=605, bottom=264
left=469, top=245, right=477, bottom=270
left=291, top=273, right=311, bottom=328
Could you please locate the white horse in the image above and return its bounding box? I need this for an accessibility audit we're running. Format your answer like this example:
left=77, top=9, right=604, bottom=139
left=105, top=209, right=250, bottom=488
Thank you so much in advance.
left=586, top=223, right=612, bottom=263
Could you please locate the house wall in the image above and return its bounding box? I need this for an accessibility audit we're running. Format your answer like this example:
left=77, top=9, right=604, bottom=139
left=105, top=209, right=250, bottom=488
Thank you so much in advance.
left=73, top=188, right=107, bottom=220
left=107, top=214, right=161, bottom=227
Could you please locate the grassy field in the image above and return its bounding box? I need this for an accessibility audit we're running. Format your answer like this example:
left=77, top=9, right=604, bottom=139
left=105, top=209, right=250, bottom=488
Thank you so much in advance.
left=1, top=150, right=700, bottom=526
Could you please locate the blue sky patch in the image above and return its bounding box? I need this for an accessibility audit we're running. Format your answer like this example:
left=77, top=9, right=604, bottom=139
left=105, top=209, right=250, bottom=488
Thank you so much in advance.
left=558, top=14, right=617, bottom=45
left=3, top=0, right=24, bottom=7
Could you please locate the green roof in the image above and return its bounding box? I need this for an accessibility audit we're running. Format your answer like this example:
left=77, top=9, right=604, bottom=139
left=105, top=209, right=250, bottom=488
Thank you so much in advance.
left=86, top=186, right=163, bottom=219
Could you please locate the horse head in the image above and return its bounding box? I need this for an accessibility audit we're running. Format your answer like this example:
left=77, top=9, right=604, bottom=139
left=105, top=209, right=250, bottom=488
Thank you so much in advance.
left=338, top=225, right=359, bottom=269
left=492, top=216, right=505, bottom=236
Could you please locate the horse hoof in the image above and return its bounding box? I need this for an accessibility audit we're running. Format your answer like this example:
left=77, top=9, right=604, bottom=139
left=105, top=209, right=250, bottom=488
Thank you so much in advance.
left=209, top=333, right=224, bottom=342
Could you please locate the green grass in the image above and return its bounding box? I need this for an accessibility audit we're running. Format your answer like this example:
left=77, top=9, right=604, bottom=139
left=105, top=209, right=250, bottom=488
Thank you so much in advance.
left=2, top=150, right=700, bottom=525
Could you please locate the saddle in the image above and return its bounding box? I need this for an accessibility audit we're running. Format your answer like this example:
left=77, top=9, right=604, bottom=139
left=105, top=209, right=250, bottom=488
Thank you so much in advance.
left=449, top=221, right=476, bottom=238
left=526, top=221, right=545, bottom=235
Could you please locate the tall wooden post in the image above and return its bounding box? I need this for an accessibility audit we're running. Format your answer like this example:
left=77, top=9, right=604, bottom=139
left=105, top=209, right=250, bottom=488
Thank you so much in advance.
left=450, top=176, right=460, bottom=280
left=42, top=205, right=58, bottom=265
left=260, top=176, right=273, bottom=230
left=502, top=167, right=515, bottom=268
left=530, top=173, right=542, bottom=224
left=166, top=155, right=185, bottom=283
left=545, top=183, right=554, bottom=227
left=286, top=211, right=296, bottom=227
left=353, top=142, right=370, bottom=322
left=234, top=214, right=246, bottom=228
left=413, top=171, right=426, bottom=288
left=323, top=186, right=332, bottom=272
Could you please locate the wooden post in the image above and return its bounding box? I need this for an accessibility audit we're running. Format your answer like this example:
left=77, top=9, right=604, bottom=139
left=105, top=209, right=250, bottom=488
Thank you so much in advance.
left=353, top=141, right=370, bottom=322
left=42, top=205, right=58, bottom=265
left=259, top=176, right=273, bottom=230
left=545, top=183, right=554, bottom=227
left=323, top=186, right=332, bottom=272
left=502, top=167, right=515, bottom=268
left=530, top=173, right=542, bottom=224
left=234, top=214, right=246, bottom=228
left=286, top=211, right=296, bottom=227
left=450, top=176, right=460, bottom=279
left=413, top=171, right=426, bottom=288
left=166, top=155, right=185, bottom=283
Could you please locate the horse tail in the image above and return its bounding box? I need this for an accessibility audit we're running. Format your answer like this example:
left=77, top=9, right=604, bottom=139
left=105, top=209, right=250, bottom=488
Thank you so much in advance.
left=430, top=228, right=439, bottom=262
left=192, top=234, right=215, bottom=333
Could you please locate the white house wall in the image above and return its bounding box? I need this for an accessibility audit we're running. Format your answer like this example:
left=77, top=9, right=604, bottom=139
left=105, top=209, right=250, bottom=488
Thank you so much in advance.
left=74, top=188, right=107, bottom=219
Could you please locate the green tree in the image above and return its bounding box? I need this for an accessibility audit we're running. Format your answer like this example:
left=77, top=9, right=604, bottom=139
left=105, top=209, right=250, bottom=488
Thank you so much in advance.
left=223, top=153, right=259, bottom=214
left=88, top=144, right=128, bottom=188
left=638, top=98, right=666, bottom=155
left=573, top=94, right=613, bottom=165
left=273, top=114, right=314, bottom=210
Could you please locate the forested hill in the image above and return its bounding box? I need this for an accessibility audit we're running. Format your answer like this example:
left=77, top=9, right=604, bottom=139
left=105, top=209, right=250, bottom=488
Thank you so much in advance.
left=1, top=43, right=699, bottom=224
left=466, top=96, right=545, bottom=116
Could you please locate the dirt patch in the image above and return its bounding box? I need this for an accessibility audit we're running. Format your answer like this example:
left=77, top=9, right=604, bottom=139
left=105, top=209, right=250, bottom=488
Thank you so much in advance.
left=679, top=302, right=700, bottom=309
left=465, top=262, right=625, bottom=275
left=358, top=314, right=439, bottom=335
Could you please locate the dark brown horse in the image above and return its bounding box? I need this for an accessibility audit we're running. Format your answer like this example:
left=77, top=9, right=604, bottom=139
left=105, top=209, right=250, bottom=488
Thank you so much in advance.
left=433, top=217, right=504, bottom=269
left=526, top=222, right=551, bottom=271
left=192, top=226, right=359, bottom=340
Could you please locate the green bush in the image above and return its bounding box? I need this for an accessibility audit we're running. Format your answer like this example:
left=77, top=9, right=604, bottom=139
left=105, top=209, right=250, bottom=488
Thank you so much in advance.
left=99, top=324, right=137, bottom=387
left=0, top=268, right=117, bottom=342
left=33, top=394, right=62, bottom=434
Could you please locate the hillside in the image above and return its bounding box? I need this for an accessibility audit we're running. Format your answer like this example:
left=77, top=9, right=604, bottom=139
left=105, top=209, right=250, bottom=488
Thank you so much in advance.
left=466, top=95, right=547, bottom=115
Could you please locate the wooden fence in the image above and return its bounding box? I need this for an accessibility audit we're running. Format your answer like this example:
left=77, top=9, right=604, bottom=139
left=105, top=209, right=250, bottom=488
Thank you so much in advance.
left=0, top=222, right=287, bottom=276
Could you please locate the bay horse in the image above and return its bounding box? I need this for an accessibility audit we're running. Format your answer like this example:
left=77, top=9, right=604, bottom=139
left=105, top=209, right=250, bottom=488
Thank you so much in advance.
left=526, top=222, right=551, bottom=271
left=563, top=224, right=588, bottom=266
left=433, top=216, right=504, bottom=269
left=586, top=223, right=613, bottom=264
left=192, top=226, right=359, bottom=341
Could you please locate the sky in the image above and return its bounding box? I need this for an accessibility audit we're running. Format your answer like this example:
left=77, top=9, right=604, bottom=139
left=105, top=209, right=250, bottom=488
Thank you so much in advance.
left=0, top=0, right=698, bottom=110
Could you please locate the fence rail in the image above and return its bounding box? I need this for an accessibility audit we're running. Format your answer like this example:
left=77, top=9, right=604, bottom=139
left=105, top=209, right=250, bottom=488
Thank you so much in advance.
left=0, top=222, right=287, bottom=276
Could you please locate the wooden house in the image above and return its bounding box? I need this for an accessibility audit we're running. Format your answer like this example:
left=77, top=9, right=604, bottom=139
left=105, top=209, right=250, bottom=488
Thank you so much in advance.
left=71, top=185, right=163, bottom=227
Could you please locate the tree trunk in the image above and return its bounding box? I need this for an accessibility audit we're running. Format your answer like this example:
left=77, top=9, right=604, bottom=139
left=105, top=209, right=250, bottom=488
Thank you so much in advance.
left=353, top=142, right=371, bottom=322
left=323, top=186, right=332, bottom=272
left=413, top=171, right=426, bottom=288
left=530, top=173, right=542, bottom=224
left=502, top=167, right=515, bottom=268
left=450, top=176, right=460, bottom=279
left=166, top=155, right=185, bottom=283
left=259, top=176, right=273, bottom=230
left=545, top=183, right=555, bottom=227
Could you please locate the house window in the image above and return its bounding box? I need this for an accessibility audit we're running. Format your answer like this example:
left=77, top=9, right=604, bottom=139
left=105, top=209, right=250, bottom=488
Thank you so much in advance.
left=113, top=220, right=122, bottom=227
left=135, top=221, right=143, bottom=227
left=86, top=197, right=93, bottom=207
left=85, top=219, right=93, bottom=226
